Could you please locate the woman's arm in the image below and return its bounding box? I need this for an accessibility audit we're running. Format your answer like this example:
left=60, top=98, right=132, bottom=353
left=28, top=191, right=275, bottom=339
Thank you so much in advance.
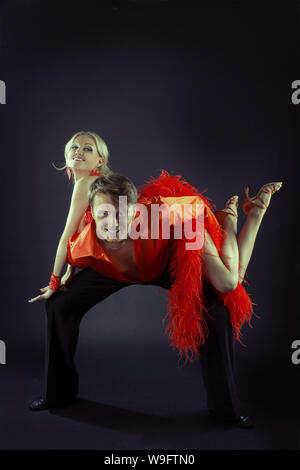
left=28, top=177, right=93, bottom=303
left=77, top=217, right=86, bottom=233
left=53, top=177, right=94, bottom=276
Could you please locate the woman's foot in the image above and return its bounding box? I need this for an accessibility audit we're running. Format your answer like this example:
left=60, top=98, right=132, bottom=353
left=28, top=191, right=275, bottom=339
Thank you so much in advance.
left=214, top=195, right=239, bottom=227
left=242, top=182, right=283, bottom=216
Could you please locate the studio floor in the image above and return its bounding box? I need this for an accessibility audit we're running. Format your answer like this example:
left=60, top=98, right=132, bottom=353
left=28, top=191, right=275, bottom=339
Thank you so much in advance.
left=0, top=341, right=299, bottom=451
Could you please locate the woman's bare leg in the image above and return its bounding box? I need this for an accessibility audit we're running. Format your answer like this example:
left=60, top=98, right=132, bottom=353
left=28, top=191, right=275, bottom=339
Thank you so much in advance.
left=217, top=197, right=240, bottom=280
left=237, top=211, right=264, bottom=283
left=237, top=181, right=283, bottom=283
left=202, top=197, right=240, bottom=293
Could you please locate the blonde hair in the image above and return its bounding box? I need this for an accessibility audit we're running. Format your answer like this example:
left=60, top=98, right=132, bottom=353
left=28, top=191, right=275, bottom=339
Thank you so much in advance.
left=53, top=130, right=112, bottom=182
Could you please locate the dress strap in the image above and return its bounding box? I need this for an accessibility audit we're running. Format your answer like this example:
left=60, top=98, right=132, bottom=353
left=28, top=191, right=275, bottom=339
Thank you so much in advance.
left=90, top=169, right=103, bottom=176
left=84, top=205, right=93, bottom=224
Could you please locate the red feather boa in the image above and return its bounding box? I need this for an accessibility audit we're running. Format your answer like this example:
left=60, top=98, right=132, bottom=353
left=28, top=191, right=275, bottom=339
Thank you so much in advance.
left=138, top=170, right=254, bottom=366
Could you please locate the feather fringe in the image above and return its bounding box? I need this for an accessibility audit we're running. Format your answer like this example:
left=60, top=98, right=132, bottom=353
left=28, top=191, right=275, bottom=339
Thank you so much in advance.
left=138, top=170, right=254, bottom=366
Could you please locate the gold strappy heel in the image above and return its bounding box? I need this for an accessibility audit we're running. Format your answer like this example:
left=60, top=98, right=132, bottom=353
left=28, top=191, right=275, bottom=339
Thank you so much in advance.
left=242, top=182, right=282, bottom=216
left=214, top=195, right=239, bottom=225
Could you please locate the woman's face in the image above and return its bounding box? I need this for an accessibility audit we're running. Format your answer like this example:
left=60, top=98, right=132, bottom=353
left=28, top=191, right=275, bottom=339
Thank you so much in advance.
left=66, top=134, right=103, bottom=174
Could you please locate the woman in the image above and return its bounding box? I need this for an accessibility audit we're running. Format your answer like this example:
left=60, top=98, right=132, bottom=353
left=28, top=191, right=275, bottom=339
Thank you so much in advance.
left=28, top=129, right=282, bottom=307
left=29, top=130, right=112, bottom=302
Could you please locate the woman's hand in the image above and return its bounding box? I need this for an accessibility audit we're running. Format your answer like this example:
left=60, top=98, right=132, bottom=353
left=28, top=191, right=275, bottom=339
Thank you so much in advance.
left=61, top=265, right=74, bottom=288
left=28, top=286, right=56, bottom=303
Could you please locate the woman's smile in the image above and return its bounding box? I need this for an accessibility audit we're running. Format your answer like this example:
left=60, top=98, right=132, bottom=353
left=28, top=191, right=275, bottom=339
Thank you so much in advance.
left=73, top=155, right=85, bottom=161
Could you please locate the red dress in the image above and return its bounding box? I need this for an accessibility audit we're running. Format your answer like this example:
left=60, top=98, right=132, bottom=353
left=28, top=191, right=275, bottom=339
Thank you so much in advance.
left=83, top=205, right=93, bottom=225
left=67, top=170, right=254, bottom=366
left=83, top=169, right=103, bottom=224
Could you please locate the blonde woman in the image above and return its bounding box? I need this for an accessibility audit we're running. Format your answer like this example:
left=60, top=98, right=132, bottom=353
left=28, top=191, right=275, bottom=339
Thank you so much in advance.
left=29, top=130, right=112, bottom=303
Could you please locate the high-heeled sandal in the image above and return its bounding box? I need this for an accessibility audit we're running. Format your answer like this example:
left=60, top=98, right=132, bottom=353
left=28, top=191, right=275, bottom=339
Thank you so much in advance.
left=242, top=183, right=279, bottom=216
left=214, top=196, right=238, bottom=225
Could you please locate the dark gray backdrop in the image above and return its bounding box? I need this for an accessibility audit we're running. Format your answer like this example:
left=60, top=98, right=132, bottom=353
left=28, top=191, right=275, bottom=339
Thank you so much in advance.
left=0, top=0, right=299, bottom=451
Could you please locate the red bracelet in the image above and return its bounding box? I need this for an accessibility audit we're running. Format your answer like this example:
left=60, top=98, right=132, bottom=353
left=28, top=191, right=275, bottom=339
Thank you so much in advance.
left=48, top=273, right=62, bottom=291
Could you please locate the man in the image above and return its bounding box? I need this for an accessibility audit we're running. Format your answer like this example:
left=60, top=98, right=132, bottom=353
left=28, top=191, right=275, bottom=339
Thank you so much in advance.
left=29, top=172, right=253, bottom=428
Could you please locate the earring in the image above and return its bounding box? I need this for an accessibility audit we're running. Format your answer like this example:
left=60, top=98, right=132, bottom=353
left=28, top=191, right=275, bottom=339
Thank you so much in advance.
left=67, top=166, right=72, bottom=180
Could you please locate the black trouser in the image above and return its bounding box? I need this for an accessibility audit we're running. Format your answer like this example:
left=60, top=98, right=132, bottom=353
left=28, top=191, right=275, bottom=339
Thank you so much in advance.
left=42, top=266, right=241, bottom=420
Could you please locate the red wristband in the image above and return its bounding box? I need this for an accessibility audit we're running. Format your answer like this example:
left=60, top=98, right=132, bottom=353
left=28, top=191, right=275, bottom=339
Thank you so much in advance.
left=49, top=273, right=62, bottom=291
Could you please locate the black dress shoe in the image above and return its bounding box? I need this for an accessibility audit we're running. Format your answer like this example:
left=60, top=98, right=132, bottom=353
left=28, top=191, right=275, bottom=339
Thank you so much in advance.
left=29, top=398, right=51, bottom=411
left=210, top=411, right=254, bottom=429
left=217, top=415, right=254, bottom=429
left=234, top=415, right=254, bottom=429
left=29, top=397, right=75, bottom=411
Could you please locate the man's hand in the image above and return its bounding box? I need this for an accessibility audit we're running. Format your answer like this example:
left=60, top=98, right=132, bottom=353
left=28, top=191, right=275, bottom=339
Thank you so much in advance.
left=28, top=286, right=56, bottom=303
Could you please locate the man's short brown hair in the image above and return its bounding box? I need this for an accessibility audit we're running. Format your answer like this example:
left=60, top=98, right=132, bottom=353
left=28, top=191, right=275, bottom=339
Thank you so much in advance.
left=88, top=173, right=138, bottom=208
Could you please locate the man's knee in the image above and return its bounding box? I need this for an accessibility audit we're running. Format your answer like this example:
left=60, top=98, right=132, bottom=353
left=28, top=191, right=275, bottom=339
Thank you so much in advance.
left=45, top=291, right=72, bottom=319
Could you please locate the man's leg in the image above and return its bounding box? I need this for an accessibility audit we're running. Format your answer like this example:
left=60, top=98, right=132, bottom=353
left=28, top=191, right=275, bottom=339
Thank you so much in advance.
left=198, top=280, right=241, bottom=420
left=146, top=266, right=241, bottom=421
left=42, top=268, right=129, bottom=405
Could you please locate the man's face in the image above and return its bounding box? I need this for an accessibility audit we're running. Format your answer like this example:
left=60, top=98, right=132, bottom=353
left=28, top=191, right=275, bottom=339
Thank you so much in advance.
left=91, top=192, right=135, bottom=245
